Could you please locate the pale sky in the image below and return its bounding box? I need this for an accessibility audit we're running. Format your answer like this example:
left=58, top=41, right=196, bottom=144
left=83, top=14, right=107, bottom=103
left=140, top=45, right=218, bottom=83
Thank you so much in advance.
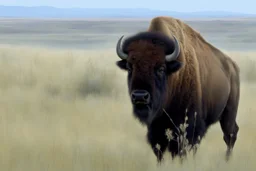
left=0, top=0, right=255, bottom=14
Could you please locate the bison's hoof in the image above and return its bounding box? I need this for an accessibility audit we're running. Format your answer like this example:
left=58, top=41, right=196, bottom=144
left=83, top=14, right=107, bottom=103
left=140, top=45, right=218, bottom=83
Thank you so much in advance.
left=225, top=149, right=233, bottom=162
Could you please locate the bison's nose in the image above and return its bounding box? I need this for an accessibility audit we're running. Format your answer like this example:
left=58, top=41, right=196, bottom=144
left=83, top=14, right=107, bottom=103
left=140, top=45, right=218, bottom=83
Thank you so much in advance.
left=131, top=90, right=150, bottom=104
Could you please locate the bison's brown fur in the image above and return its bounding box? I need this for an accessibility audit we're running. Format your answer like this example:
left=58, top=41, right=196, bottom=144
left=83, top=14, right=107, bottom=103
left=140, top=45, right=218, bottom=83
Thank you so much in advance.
left=115, top=16, right=240, bottom=163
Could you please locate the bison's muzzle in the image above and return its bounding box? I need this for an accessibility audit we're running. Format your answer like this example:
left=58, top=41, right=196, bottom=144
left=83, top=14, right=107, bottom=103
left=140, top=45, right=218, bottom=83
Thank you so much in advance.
left=131, top=89, right=151, bottom=119
left=131, top=89, right=150, bottom=105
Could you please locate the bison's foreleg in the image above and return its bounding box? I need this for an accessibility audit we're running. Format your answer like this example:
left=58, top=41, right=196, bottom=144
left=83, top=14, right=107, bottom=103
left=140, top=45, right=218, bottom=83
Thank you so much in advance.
left=147, top=129, right=168, bottom=163
left=183, top=113, right=206, bottom=156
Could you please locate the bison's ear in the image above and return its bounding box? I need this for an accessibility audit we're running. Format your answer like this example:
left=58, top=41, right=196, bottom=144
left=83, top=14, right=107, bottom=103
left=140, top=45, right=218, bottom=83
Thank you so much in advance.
left=116, top=60, right=127, bottom=70
left=166, top=60, right=182, bottom=75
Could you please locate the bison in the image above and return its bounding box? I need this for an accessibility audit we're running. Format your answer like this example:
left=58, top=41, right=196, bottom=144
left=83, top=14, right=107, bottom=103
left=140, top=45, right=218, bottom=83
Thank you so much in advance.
left=115, top=16, right=240, bottom=162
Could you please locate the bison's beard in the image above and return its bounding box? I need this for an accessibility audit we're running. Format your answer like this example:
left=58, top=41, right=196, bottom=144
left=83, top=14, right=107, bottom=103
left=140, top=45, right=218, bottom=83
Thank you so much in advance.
left=132, top=103, right=152, bottom=124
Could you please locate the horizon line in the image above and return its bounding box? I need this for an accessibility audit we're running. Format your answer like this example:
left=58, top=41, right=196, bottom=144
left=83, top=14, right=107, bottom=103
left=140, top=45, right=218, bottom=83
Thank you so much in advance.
left=0, top=5, right=255, bottom=14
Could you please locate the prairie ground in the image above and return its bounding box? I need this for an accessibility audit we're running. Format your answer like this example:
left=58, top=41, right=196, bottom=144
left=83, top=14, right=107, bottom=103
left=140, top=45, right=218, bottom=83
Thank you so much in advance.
left=0, top=18, right=256, bottom=171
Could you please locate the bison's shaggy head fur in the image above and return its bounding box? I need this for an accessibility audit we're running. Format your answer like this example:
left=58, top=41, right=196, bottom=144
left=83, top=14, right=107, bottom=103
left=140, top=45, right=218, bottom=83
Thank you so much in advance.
left=116, top=31, right=182, bottom=124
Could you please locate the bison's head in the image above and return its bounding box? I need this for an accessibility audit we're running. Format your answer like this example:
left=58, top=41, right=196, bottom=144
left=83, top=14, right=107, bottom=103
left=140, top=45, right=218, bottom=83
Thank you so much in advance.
left=115, top=31, right=182, bottom=124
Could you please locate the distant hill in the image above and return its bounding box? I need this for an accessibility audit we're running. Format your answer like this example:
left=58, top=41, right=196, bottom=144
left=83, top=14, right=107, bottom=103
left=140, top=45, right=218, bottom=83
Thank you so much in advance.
left=0, top=5, right=255, bottom=19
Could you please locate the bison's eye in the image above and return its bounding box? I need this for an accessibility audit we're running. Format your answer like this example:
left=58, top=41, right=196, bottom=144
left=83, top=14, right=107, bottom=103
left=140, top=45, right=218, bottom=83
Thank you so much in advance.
left=126, top=63, right=132, bottom=73
left=157, top=66, right=166, bottom=76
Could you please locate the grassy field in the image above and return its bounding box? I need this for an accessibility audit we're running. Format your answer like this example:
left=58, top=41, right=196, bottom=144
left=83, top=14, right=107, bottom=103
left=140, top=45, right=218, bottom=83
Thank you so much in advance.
left=0, top=18, right=256, bottom=171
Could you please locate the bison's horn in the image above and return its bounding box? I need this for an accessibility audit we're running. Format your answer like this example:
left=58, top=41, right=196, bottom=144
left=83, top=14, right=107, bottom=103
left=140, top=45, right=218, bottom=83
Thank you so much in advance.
left=116, top=35, right=128, bottom=60
left=165, top=35, right=180, bottom=62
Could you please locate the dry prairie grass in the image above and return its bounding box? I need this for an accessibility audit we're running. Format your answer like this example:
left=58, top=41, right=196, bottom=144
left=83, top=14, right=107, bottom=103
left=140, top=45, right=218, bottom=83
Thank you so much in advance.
left=0, top=44, right=255, bottom=171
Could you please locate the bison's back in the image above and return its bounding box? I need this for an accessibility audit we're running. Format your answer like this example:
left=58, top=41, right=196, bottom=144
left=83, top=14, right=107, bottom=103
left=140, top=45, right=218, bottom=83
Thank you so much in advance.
left=148, top=16, right=233, bottom=62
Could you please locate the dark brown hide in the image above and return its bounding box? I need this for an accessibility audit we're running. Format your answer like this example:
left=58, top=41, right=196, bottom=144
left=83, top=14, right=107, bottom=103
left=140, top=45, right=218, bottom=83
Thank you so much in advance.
left=115, top=16, right=240, bottom=163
